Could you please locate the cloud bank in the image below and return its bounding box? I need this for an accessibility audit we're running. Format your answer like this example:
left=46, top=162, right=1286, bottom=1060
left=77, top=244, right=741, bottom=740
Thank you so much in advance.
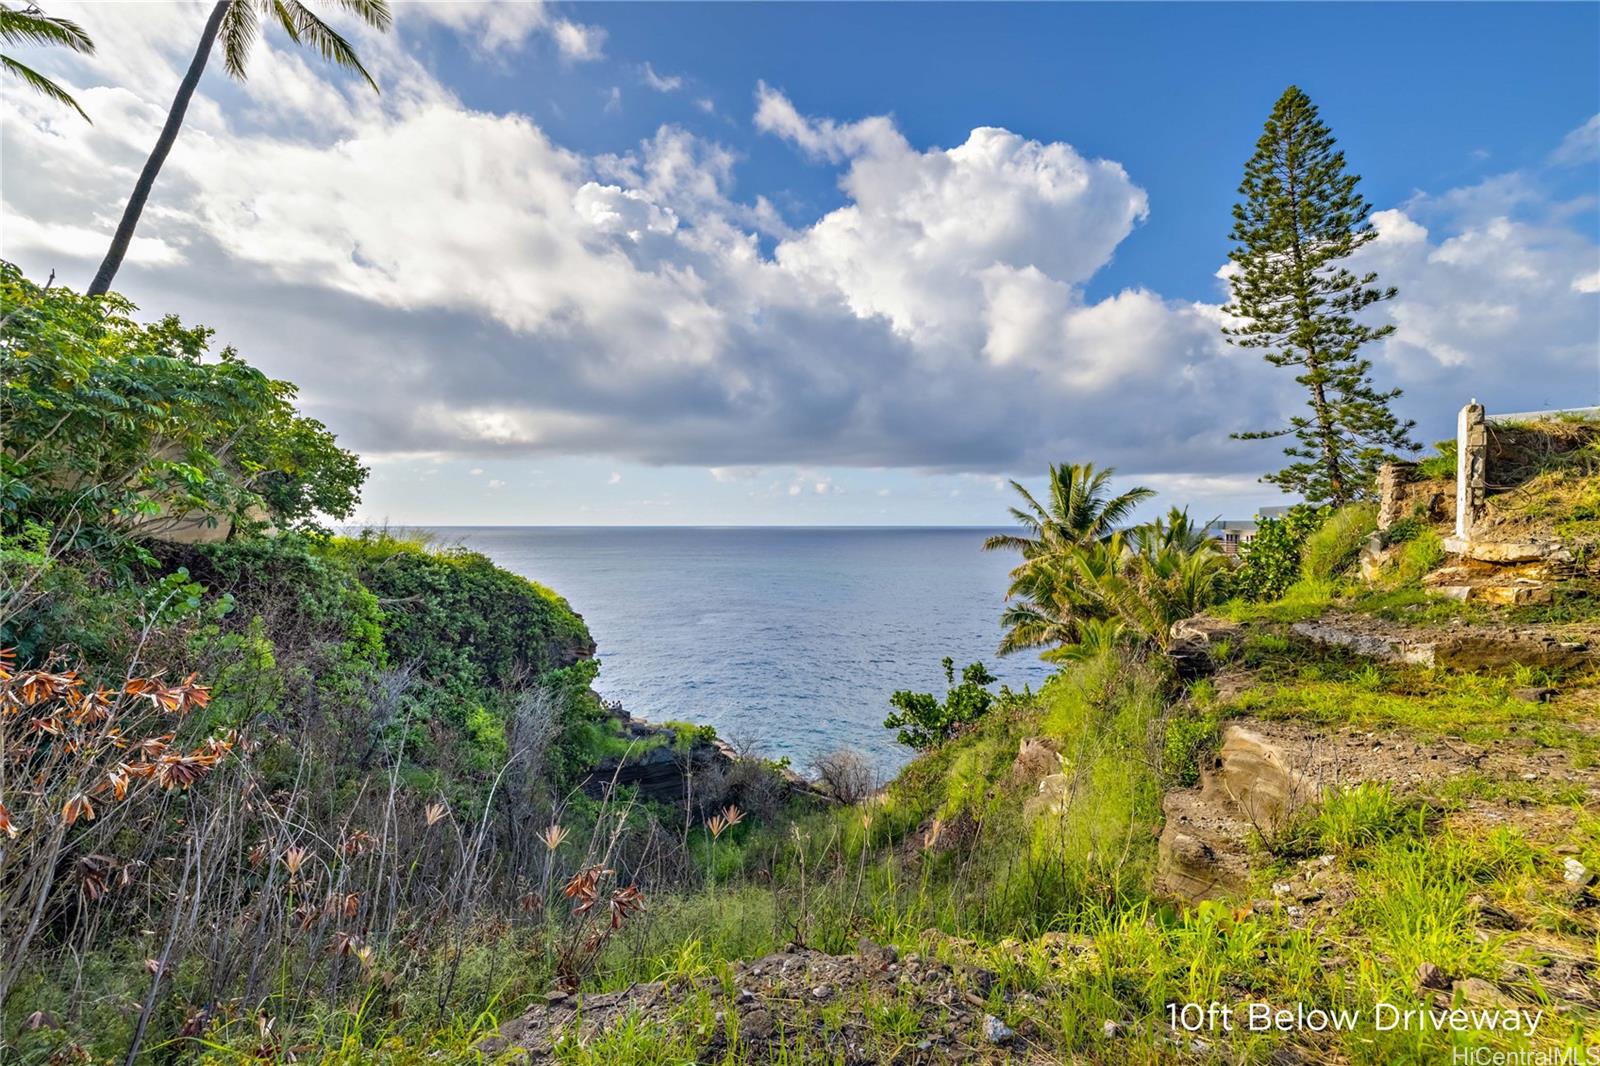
left=2, top=9, right=1595, bottom=483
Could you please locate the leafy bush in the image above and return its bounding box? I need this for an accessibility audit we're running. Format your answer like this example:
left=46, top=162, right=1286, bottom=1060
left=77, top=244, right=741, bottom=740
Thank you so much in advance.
left=1161, top=708, right=1220, bottom=788
left=1381, top=514, right=1425, bottom=546
left=0, top=262, right=365, bottom=553
left=329, top=530, right=592, bottom=689
left=1300, top=502, right=1376, bottom=582
left=885, top=657, right=1001, bottom=750
left=158, top=535, right=386, bottom=728
left=1231, top=504, right=1328, bottom=601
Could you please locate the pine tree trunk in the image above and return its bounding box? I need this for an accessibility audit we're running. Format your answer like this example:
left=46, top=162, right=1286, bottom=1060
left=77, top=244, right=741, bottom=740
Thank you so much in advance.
left=1283, top=146, right=1346, bottom=504
left=86, top=0, right=229, bottom=297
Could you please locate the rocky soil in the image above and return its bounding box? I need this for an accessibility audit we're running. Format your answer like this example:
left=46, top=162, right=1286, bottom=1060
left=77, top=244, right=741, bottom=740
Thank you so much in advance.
left=480, top=939, right=1060, bottom=1064
left=1286, top=612, right=1596, bottom=670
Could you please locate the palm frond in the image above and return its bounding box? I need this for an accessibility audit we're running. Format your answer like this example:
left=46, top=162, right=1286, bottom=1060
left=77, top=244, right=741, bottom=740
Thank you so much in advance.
left=0, top=7, right=94, bottom=52
left=220, top=0, right=259, bottom=81
left=320, top=0, right=391, bottom=31
left=0, top=53, right=88, bottom=120
left=1093, top=485, right=1156, bottom=537
left=281, top=0, right=377, bottom=91
left=981, top=533, right=1036, bottom=554
left=269, top=0, right=303, bottom=45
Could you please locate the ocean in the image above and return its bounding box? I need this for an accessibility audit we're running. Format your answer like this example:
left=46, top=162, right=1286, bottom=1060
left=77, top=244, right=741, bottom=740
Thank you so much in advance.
left=428, top=527, right=1055, bottom=770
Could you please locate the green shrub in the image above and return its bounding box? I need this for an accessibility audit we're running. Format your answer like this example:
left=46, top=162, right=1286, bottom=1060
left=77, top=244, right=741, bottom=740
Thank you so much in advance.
left=884, top=657, right=1001, bottom=750
left=1161, top=708, right=1220, bottom=788
left=329, top=530, right=592, bottom=689
left=1232, top=505, right=1328, bottom=601
left=162, top=535, right=386, bottom=719
left=0, top=262, right=365, bottom=557
left=1300, top=503, right=1376, bottom=582
left=1381, top=515, right=1425, bottom=546
left=1, top=523, right=131, bottom=664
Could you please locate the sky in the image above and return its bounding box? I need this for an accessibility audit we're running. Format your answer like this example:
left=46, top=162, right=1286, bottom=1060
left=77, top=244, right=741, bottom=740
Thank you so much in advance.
left=2, top=1, right=1597, bottom=526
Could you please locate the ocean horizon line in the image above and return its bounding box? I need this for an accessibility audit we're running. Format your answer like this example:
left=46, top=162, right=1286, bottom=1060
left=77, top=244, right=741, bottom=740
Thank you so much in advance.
left=346, top=523, right=1023, bottom=531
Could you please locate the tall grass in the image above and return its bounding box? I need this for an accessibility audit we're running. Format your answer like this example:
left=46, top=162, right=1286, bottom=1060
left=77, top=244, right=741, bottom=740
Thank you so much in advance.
left=0, top=644, right=752, bottom=1061
left=1300, top=503, right=1377, bottom=583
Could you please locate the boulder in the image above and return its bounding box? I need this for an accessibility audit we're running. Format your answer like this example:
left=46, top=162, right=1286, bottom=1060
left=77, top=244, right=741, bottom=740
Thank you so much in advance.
left=1212, top=726, right=1315, bottom=832
left=1155, top=790, right=1254, bottom=903
left=1170, top=615, right=1244, bottom=647
left=1360, top=536, right=1397, bottom=582
left=1011, top=737, right=1061, bottom=784
left=1025, top=772, right=1071, bottom=820
left=1156, top=724, right=1315, bottom=903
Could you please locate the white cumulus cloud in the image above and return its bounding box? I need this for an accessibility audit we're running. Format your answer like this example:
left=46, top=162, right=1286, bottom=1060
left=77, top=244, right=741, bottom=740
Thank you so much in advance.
left=1, top=19, right=1593, bottom=489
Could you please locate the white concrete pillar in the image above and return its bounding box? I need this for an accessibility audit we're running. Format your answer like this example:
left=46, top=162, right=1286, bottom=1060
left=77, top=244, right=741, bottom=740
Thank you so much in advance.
left=1454, top=401, right=1486, bottom=543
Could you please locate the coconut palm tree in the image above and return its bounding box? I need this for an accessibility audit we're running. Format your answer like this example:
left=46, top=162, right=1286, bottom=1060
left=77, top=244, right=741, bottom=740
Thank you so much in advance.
left=983, top=462, right=1154, bottom=560
left=1, top=3, right=95, bottom=121
left=987, top=464, right=1152, bottom=657
left=87, top=0, right=392, bottom=296
left=995, top=532, right=1127, bottom=656
left=1128, top=506, right=1216, bottom=557
left=1095, top=533, right=1228, bottom=651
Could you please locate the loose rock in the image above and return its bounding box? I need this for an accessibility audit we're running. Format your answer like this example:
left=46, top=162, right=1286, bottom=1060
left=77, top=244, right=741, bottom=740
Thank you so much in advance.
left=982, top=1014, right=1015, bottom=1044
left=1417, top=962, right=1450, bottom=991
left=739, top=1007, right=773, bottom=1040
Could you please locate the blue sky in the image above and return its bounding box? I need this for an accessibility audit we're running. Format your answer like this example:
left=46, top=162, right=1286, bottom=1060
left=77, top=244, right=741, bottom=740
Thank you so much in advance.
left=3, top=2, right=1597, bottom=525
left=452, top=2, right=1600, bottom=300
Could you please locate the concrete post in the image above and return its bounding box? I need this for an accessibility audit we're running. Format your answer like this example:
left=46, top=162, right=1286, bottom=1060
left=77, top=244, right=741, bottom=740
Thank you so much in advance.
left=1453, top=401, right=1487, bottom=544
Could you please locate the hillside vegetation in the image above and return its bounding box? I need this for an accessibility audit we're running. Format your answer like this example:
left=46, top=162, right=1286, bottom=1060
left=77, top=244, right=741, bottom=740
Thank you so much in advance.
left=3, top=263, right=1597, bottom=1064
left=448, top=483, right=1598, bottom=1065
left=0, top=268, right=784, bottom=1061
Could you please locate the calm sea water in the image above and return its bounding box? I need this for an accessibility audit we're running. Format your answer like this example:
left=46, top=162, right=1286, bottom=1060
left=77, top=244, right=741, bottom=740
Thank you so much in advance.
left=427, top=527, right=1053, bottom=770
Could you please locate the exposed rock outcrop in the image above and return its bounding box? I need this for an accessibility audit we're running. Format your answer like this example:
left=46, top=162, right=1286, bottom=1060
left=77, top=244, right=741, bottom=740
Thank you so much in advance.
left=1168, top=615, right=1245, bottom=679
left=1288, top=613, right=1592, bottom=670
left=580, top=708, right=832, bottom=810
left=1157, top=715, right=1600, bottom=904
left=579, top=711, right=738, bottom=806
left=1157, top=724, right=1313, bottom=902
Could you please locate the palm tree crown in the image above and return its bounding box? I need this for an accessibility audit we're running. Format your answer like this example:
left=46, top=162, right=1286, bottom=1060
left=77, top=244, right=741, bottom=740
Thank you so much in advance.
left=1, top=3, right=96, bottom=121
left=986, top=465, right=1231, bottom=658
left=983, top=463, right=1155, bottom=559
left=217, top=0, right=390, bottom=90
left=87, top=0, right=392, bottom=296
